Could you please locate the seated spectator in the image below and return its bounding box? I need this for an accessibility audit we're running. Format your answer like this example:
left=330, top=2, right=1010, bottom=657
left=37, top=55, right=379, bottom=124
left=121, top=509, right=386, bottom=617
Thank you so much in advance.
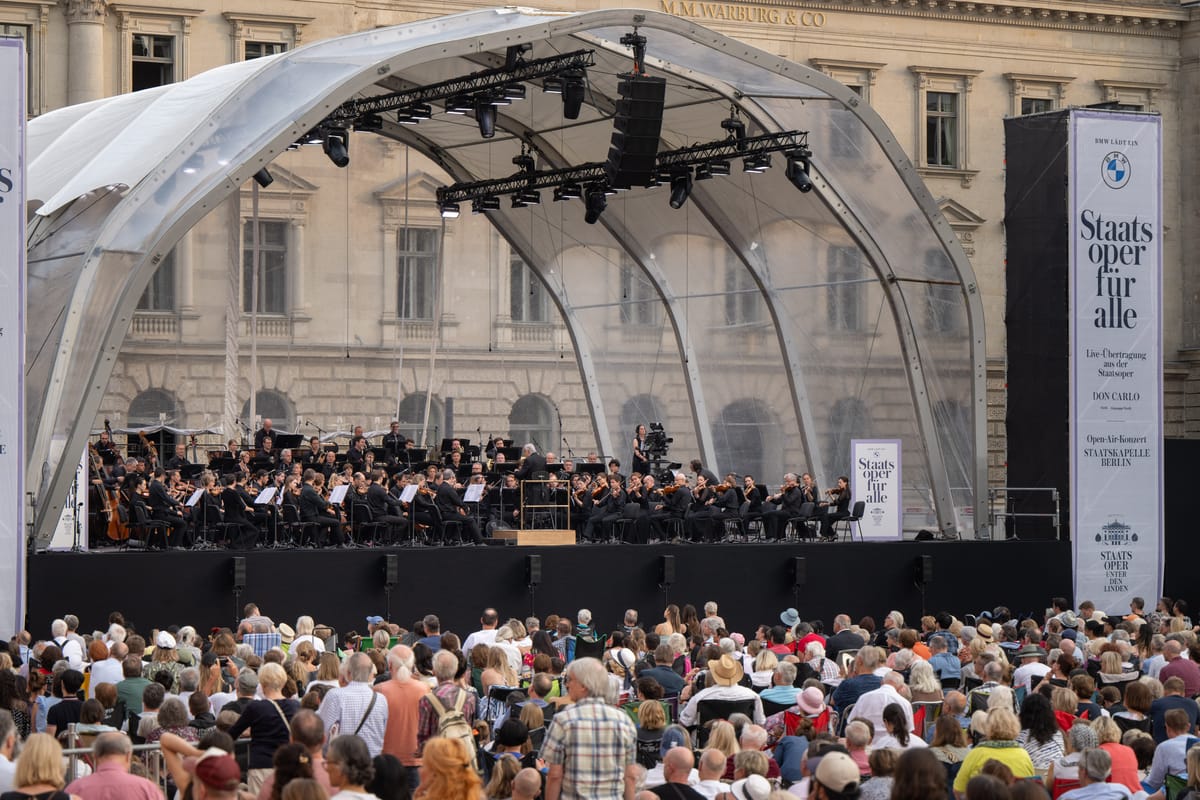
left=74, top=699, right=117, bottom=736
left=953, top=707, right=1035, bottom=795
left=1017, top=693, right=1065, bottom=771
left=909, top=660, right=943, bottom=703
left=929, top=714, right=972, bottom=769
left=876, top=702, right=927, bottom=750
left=858, top=747, right=897, bottom=800
left=1144, top=708, right=1193, bottom=796
left=145, top=696, right=196, bottom=746
left=1091, top=716, right=1141, bottom=794
left=759, top=663, right=799, bottom=707
left=1046, top=722, right=1099, bottom=798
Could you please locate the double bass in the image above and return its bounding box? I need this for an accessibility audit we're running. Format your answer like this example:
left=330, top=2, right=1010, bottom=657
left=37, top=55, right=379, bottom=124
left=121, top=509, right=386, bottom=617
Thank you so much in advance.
left=101, top=420, right=129, bottom=541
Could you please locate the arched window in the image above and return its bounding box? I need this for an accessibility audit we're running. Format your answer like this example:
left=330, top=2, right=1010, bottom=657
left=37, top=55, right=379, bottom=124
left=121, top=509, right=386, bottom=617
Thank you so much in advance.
left=396, top=393, right=445, bottom=447
left=509, top=394, right=558, bottom=454
left=240, top=390, right=295, bottom=432
left=619, top=394, right=666, bottom=432
left=712, top=399, right=777, bottom=483
left=128, top=389, right=180, bottom=455
left=827, top=398, right=870, bottom=479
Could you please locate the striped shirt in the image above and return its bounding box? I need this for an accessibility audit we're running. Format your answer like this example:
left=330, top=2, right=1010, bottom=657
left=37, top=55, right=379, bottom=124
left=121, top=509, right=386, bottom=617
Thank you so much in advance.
left=318, top=681, right=390, bottom=756
left=243, top=632, right=282, bottom=658
left=542, top=697, right=636, bottom=800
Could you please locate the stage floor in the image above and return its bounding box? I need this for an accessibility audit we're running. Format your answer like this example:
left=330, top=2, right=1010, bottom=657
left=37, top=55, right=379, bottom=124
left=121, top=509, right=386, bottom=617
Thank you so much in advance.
left=24, top=539, right=1071, bottom=642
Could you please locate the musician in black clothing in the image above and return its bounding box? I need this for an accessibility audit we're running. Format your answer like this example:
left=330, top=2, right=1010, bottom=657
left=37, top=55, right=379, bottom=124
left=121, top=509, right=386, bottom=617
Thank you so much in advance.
left=649, top=473, right=691, bottom=542
left=818, top=476, right=852, bottom=540
left=148, top=468, right=188, bottom=547
left=347, top=437, right=369, bottom=470
left=434, top=469, right=483, bottom=544
left=406, top=475, right=445, bottom=545
left=303, top=437, right=324, bottom=467
left=254, top=419, right=275, bottom=452
left=798, top=472, right=820, bottom=507
left=685, top=474, right=716, bottom=543
left=220, top=474, right=260, bottom=549
left=165, top=444, right=190, bottom=471
left=257, top=437, right=278, bottom=466
left=366, top=469, right=408, bottom=544
left=708, top=474, right=741, bottom=542
left=689, top=459, right=720, bottom=486
left=383, top=422, right=407, bottom=464
left=299, top=470, right=343, bottom=547
left=762, top=473, right=805, bottom=541
left=583, top=475, right=626, bottom=543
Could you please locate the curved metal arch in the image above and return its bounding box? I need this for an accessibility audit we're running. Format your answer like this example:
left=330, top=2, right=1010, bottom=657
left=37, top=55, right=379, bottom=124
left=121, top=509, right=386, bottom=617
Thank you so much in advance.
left=25, top=7, right=986, bottom=545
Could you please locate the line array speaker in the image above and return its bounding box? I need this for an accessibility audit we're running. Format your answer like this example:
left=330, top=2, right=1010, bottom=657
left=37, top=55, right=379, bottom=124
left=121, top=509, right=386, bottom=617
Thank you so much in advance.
left=659, top=554, right=675, bottom=587
left=525, top=555, right=542, bottom=587
left=383, top=554, right=399, bottom=589
left=916, top=555, right=934, bottom=586
left=605, top=74, right=667, bottom=189
left=231, top=556, right=246, bottom=592
left=791, top=556, right=806, bottom=588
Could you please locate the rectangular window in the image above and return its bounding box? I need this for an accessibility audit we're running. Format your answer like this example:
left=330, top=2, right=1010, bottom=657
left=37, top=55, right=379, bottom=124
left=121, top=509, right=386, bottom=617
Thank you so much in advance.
left=245, top=41, right=286, bottom=60
left=723, top=255, right=762, bottom=326
left=827, top=246, right=864, bottom=332
left=1020, top=97, right=1053, bottom=115
left=397, top=227, right=439, bottom=320
left=619, top=260, right=661, bottom=327
left=242, top=220, right=288, bottom=314
left=509, top=256, right=549, bottom=324
left=0, top=26, right=31, bottom=113
left=925, top=91, right=958, bottom=168
left=131, top=34, right=174, bottom=91
left=137, top=250, right=176, bottom=311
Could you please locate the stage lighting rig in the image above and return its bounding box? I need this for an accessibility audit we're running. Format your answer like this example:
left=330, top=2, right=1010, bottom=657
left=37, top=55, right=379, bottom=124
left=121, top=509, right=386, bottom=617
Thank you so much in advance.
left=322, top=128, right=350, bottom=168
left=721, top=105, right=747, bottom=148
left=786, top=148, right=814, bottom=192
left=583, top=183, right=607, bottom=224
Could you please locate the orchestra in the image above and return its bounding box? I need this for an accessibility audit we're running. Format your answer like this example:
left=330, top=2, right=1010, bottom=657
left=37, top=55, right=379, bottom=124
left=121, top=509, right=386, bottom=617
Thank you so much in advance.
left=81, top=420, right=856, bottom=550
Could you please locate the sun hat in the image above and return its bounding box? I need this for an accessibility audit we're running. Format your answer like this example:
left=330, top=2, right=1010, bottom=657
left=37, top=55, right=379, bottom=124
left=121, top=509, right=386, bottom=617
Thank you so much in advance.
left=708, top=654, right=745, bottom=686
left=796, top=686, right=826, bottom=716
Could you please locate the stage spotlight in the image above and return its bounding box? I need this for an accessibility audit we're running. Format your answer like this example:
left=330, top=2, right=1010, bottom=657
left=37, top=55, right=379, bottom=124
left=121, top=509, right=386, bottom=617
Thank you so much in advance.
left=542, top=76, right=564, bottom=94
left=668, top=169, right=693, bottom=209
left=584, top=184, right=607, bottom=224
left=742, top=153, right=771, bottom=174
left=519, top=188, right=541, bottom=205
left=505, top=43, right=532, bottom=69
left=439, top=201, right=460, bottom=218
left=397, top=103, right=432, bottom=124
left=504, top=84, right=527, bottom=101
left=446, top=93, right=473, bottom=114
left=511, top=193, right=527, bottom=209
left=474, top=96, right=496, bottom=138
left=472, top=196, right=501, bottom=213
left=252, top=168, right=273, bottom=188
left=786, top=152, right=814, bottom=193
left=356, top=113, right=384, bottom=131
left=323, top=129, right=350, bottom=168
left=512, top=150, right=536, bottom=174
left=709, top=159, right=732, bottom=176
left=694, top=163, right=712, bottom=181
left=722, top=106, right=747, bottom=149
left=561, top=69, right=586, bottom=119
left=554, top=181, right=583, bottom=201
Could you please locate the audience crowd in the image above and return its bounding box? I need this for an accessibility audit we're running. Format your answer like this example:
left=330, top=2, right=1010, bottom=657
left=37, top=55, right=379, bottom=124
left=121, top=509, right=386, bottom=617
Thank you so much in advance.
left=2, top=595, right=1200, bottom=800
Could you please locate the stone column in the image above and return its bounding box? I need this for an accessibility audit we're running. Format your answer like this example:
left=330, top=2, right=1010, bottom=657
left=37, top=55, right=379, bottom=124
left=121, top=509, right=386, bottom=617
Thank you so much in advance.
left=64, top=0, right=107, bottom=105
left=289, top=220, right=307, bottom=314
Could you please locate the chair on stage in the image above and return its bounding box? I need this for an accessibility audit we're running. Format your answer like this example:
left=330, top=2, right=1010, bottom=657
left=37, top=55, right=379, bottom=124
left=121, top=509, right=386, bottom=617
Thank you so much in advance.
left=833, top=501, right=866, bottom=541
left=787, top=502, right=818, bottom=541
left=127, top=503, right=169, bottom=549
left=281, top=504, right=316, bottom=547
left=348, top=501, right=386, bottom=546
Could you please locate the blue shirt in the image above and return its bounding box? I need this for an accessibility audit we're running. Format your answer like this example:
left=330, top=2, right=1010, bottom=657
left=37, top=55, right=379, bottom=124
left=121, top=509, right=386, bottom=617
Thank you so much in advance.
left=929, top=652, right=962, bottom=680
left=832, top=674, right=881, bottom=713
left=760, top=685, right=801, bottom=705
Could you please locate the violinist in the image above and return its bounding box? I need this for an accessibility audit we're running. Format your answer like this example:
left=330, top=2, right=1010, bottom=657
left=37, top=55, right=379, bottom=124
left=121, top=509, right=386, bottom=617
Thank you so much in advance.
left=650, top=472, right=691, bottom=543
left=300, top=469, right=343, bottom=547
left=685, top=474, right=717, bottom=543
left=762, top=473, right=805, bottom=541
left=221, top=474, right=260, bottom=549
left=569, top=473, right=593, bottom=540
left=236, top=450, right=253, bottom=478
left=740, top=474, right=765, bottom=531
left=817, top=475, right=852, bottom=541
left=365, top=468, right=407, bottom=545
left=434, top=468, right=483, bottom=544
left=633, top=474, right=663, bottom=544
left=622, top=473, right=648, bottom=544
left=798, top=472, right=820, bottom=506
left=583, top=475, right=626, bottom=543
left=148, top=467, right=189, bottom=547
left=407, top=475, right=442, bottom=545
left=709, top=473, right=741, bottom=542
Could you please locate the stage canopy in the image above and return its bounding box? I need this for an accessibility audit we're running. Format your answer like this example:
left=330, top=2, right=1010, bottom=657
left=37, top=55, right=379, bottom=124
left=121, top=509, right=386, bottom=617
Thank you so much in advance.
left=24, top=7, right=986, bottom=545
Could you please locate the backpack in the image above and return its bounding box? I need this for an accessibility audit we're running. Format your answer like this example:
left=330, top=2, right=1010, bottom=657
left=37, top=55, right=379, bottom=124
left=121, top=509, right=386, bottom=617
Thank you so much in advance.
left=427, top=690, right=479, bottom=768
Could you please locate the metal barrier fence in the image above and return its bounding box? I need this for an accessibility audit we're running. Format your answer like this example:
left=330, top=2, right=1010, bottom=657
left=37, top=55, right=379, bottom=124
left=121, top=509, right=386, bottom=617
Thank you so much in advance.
left=60, top=724, right=169, bottom=796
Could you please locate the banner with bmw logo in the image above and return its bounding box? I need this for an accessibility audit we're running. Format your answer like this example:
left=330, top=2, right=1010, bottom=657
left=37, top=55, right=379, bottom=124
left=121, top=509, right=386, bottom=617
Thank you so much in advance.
left=1069, top=110, right=1162, bottom=612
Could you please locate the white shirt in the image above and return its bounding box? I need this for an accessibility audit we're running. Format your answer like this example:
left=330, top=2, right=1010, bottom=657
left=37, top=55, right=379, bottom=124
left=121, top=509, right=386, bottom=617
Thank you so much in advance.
left=495, top=642, right=523, bottom=675
left=462, top=628, right=499, bottom=654
left=1013, top=662, right=1051, bottom=690
left=0, top=753, right=15, bottom=794
left=846, top=683, right=913, bottom=744
left=87, top=658, right=124, bottom=699
left=292, top=634, right=326, bottom=653
left=55, top=636, right=84, bottom=670
left=679, top=684, right=764, bottom=725
left=643, top=767, right=699, bottom=789
left=873, top=732, right=928, bottom=750
left=1143, top=654, right=1166, bottom=680
left=318, top=681, right=390, bottom=756
left=694, top=779, right=726, bottom=800
left=209, top=691, right=238, bottom=716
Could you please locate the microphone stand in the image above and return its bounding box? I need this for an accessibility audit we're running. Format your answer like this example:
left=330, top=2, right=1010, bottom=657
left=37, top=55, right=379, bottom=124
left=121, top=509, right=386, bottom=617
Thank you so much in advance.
left=563, top=436, right=575, bottom=459
left=308, top=419, right=327, bottom=438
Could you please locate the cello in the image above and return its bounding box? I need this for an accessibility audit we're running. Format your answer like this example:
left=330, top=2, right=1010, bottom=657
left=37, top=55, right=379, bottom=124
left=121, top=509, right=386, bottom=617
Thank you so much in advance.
left=102, top=420, right=129, bottom=540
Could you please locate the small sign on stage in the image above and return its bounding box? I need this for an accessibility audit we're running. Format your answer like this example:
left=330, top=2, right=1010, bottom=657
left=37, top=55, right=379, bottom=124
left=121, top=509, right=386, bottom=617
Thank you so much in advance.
left=851, top=439, right=902, bottom=540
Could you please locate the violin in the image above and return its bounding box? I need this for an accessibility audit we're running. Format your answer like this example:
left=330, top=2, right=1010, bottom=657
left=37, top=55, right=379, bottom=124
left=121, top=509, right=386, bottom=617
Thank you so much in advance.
left=662, top=485, right=680, bottom=495
left=592, top=484, right=607, bottom=498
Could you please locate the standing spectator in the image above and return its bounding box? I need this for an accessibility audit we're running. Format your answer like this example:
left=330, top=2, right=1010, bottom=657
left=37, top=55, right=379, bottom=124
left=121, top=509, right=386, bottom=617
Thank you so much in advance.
left=65, top=732, right=161, bottom=800
left=319, top=653, right=389, bottom=757
left=416, top=650, right=476, bottom=754
left=44, top=670, right=84, bottom=739
left=85, top=643, right=122, bottom=701
left=414, top=738, right=482, bottom=800
left=326, top=735, right=379, bottom=800
left=2, top=733, right=71, bottom=800
left=255, top=710, right=333, bottom=800
left=228, top=663, right=301, bottom=793
left=1159, top=642, right=1200, bottom=698
left=0, top=711, right=16, bottom=794
left=377, top=645, right=429, bottom=790
left=542, top=658, right=638, bottom=800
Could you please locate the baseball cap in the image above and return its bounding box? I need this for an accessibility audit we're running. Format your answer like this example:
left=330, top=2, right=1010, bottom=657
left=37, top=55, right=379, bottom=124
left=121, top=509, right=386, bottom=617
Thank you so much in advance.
left=156, top=631, right=177, bottom=649
left=185, top=748, right=241, bottom=792
left=365, top=615, right=384, bottom=626
left=814, top=751, right=860, bottom=794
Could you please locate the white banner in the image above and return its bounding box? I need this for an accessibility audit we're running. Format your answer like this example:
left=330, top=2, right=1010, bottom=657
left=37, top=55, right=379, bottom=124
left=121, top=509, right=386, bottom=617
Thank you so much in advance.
left=851, top=439, right=902, bottom=540
left=1070, top=110, right=1163, bottom=613
left=0, top=38, right=26, bottom=637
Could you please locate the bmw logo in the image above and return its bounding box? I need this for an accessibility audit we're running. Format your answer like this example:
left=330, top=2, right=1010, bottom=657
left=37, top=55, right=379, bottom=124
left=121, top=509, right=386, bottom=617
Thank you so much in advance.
left=1102, top=151, right=1131, bottom=189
